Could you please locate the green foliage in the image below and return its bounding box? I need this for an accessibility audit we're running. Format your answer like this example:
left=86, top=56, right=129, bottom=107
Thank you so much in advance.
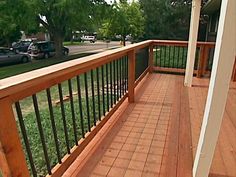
left=140, top=0, right=192, bottom=40
left=98, top=1, right=145, bottom=43
left=0, top=1, right=22, bottom=46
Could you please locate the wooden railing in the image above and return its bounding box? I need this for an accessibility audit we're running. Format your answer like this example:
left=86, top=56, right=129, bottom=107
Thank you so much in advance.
left=152, top=40, right=215, bottom=77
left=0, top=40, right=152, bottom=177
left=0, top=40, right=219, bottom=177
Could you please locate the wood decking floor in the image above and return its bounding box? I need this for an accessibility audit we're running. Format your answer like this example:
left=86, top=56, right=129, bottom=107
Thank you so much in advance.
left=64, top=74, right=236, bottom=177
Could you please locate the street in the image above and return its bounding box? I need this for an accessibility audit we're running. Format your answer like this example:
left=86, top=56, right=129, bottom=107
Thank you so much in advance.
left=66, top=41, right=130, bottom=55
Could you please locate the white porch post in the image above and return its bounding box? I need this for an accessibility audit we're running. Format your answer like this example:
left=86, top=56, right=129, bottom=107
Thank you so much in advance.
left=193, top=0, right=236, bottom=177
left=184, top=0, right=201, bottom=87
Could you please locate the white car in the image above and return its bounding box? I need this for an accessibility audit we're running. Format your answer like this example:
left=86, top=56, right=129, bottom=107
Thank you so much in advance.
left=81, top=36, right=96, bottom=43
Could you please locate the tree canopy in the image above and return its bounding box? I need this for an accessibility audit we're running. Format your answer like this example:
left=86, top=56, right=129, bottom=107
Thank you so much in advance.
left=140, top=0, right=192, bottom=40
left=98, top=1, right=145, bottom=45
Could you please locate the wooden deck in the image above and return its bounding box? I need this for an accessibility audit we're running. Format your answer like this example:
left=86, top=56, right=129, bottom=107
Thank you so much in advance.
left=63, top=73, right=236, bottom=177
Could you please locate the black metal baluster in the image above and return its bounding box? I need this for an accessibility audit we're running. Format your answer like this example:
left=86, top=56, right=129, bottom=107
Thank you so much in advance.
left=168, top=46, right=171, bottom=68
left=164, top=46, right=167, bottom=67
left=15, top=102, right=37, bottom=177
left=119, top=58, right=122, bottom=98
left=76, top=76, right=85, bottom=138
left=173, top=46, right=175, bottom=68
left=58, top=84, right=70, bottom=153
left=91, top=70, right=96, bottom=126
left=84, top=73, right=91, bottom=132
left=32, top=94, right=51, bottom=174
left=182, top=47, right=185, bottom=68
left=160, top=46, right=162, bottom=67
left=101, top=65, right=106, bottom=116
left=113, top=60, right=116, bottom=103
left=177, top=46, right=180, bottom=68
left=105, top=64, right=109, bottom=112
left=46, top=89, right=61, bottom=163
left=109, top=62, right=113, bottom=107
left=116, top=59, right=119, bottom=100
left=68, top=79, right=78, bottom=145
left=121, top=57, right=125, bottom=96
left=125, top=56, right=129, bottom=92
left=96, top=68, right=101, bottom=120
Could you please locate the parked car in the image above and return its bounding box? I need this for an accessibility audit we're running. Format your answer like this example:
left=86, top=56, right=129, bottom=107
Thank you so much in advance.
left=0, top=47, right=30, bottom=66
left=28, top=41, right=69, bottom=59
left=81, top=35, right=96, bottom=43
left=12, top=39, right=37, bottom=53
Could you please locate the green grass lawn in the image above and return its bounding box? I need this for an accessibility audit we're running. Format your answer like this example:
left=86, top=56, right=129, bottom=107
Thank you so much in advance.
left=153, top=46, right=200, bottom=69
left=63, top=41, right=82, bottom=46
left=0, top=53, right=92, bottom=80
left=13, top=58, right=128, bottom=176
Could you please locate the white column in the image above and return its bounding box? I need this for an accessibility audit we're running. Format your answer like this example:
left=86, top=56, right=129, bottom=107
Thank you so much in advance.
left=184, top=0, right=201, bottom=87
left=193, top=0, right=236, bottom=177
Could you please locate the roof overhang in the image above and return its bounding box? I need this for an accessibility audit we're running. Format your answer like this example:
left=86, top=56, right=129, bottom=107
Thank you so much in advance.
left=202, top=0, right=221, bottom=15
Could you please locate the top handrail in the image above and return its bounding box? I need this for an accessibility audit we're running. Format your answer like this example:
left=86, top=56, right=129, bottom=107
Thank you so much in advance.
left=153, top=40, right=215, bottom=47
left=0, top=40, right=152, bottom=101
left=0, top=39, right=215, bottom=101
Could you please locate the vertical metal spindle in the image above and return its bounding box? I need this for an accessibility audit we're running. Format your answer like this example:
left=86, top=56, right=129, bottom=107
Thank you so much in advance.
left=119, top=58, right=122, bottom=98
left=121, top=57, right=125, bottom=96
left=125, top=56, right=129, bottom=92
left=76, top=76, right=85, bottom=138
left=109, top=62, right=113, bottom=107
left=96, top=68, right=101, bottom=120
left=15, top=102, right=38, bottom=177
left=173, top=46, right=176, bottom=68
left=46, top=89, right=61, bottom=163
left=105, top=64, right=109, bottom=112
left=116, top=59, right=119, bottom=100
left=32, top=94, right=51, bottom=174
left=168, top=46, right=171, bottom=68
left=164, top=46, right=167, bottom=67
left=58, top=84, right=70, bottom=153
left=68, top=79, right=78, bottom=145
left=113, top=60, right=116, bottom=103
left=84, top=73, right=91, bottom=132
left=177, top=46, right=180, bottom=68
left=160, top=46, right=162, bottom=67
left=101, top=65, right=106, bottom=116
left=91, top=70, right=96, bottom=126
left=182, top=47, right=185, bottom=68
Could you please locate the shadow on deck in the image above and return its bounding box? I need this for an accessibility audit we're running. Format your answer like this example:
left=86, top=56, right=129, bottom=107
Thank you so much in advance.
left=64, top=74, right=236, bottom=177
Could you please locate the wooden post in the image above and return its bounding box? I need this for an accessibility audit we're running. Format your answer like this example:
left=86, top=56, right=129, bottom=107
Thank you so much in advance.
left=232, top=57, right=236, bottom=81
left=197, top=45, right=209, bottom=78
left=197, top=45, right=205, bottom=78
left=149, top=44, right=154, bottom=73
left=184, top=0, right=201, bottom=87
left=128, top=50, right=135, bottom=103
left=193, top=0, right=236, bottom=177
left=0, top=97, right=30, bottom=177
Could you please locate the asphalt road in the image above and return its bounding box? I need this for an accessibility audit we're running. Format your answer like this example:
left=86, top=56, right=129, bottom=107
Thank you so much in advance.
left=66, top=41, right=130, bottom=55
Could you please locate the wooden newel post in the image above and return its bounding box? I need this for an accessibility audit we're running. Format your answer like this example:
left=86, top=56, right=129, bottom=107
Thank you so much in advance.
left=149, top=44, right=154, bottom=73
left=0, top=97, right=30, bottom=177
left=197, top=45, right=209, bottom=78
left=128, top=50, right=136, bottom=103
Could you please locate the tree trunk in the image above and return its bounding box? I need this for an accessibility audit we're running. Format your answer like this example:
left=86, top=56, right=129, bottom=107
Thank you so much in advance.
left=53, top=33, right=64, bottom=58
left=122, top=35, right=126, bottom=46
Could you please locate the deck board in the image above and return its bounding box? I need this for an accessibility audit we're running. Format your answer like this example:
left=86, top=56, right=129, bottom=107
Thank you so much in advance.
left=63, top=74, right=236, bottom=177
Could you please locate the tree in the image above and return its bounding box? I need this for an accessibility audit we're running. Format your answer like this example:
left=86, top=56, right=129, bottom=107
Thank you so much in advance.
left=140, top=0, right=192, bottom=40
left=99, top=1, right=145, bottom=46
left=0, top=1, right=22, bottom=47
left=20, top=0, right=93, bottom=57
